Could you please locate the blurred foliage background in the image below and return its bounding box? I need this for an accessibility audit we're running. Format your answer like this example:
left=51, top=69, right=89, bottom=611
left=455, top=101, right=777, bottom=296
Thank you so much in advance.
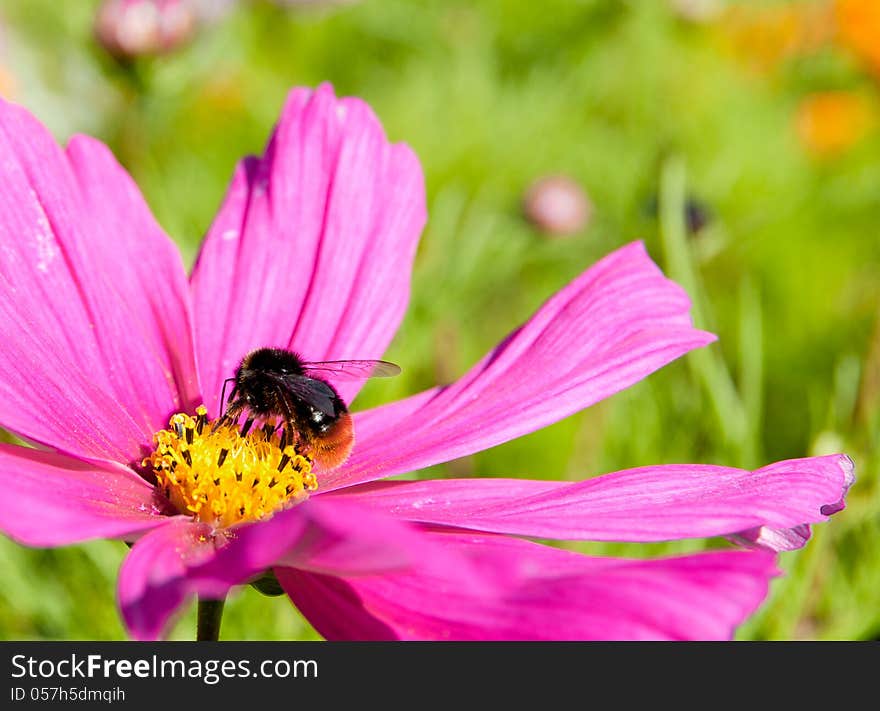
left=0, top=0, right=878, bottom=641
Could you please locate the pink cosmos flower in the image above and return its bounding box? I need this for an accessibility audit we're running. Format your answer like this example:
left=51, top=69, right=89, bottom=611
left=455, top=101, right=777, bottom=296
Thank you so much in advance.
left=0, top=84, right=853, bottom=641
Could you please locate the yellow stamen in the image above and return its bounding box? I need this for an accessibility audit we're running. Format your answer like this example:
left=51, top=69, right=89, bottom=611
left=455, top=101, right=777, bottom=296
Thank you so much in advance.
left=145, top=406, right=316, bottom=528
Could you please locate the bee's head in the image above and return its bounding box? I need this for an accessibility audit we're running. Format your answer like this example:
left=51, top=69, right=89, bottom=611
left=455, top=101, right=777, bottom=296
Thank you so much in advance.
left=231, top=368, right=280, bottom=415
left=239, top=347, right=304, bottom=375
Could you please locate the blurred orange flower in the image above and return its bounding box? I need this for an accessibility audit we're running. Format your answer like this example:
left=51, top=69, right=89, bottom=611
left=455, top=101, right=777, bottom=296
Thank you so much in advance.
left=721, top=2, right=832, bottom=74
left=795, top=90, right=875, bottom=157
left=835, top=0, right=880, bottom=77
left=0, top=67, right=14, bottom=99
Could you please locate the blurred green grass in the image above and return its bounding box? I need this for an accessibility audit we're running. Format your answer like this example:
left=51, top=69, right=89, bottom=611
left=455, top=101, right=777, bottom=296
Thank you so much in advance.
left=0, top=0, right=878, bottom=640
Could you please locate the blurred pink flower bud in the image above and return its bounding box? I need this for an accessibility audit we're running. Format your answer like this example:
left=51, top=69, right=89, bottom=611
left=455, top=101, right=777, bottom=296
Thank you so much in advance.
left=668, top=0, right=723, bottom=24
left=523, top=175, right=592, bottom=237
left=189, top=0, right=237, bottom=25
left=269, top=0, right=361, bottom=7
left=95, top=0, right=196, bottom=60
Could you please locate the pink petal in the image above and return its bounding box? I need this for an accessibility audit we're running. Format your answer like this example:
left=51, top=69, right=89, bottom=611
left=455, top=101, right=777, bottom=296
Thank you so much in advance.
left=117, top=497, right=487, bottom=640
left=731, top=524, right=812, bottom=552
left=190, top=497, right=482, bottom=586
left=328, top=454, right=852, bottom=550
left=279, top=531, right=779, bottom=640
left=118, top=519, right=219, bottom=641
left=321, top=241, right=714, bottom=491
left=0, top=98, right=199, bottom=463
left=0, top=444, right=173, bottom=547
left=191, top=84, right=426, bottom=414
left=731, top=457, right=854, bottom=551
left=65, top=136, right=201, bottom=412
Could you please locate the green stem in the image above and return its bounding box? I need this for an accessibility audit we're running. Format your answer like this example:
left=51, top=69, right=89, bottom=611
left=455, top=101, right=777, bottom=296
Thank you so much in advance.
left=196, top=597, right=226, bottom=641
left=659, top=156, right=750, bottom=464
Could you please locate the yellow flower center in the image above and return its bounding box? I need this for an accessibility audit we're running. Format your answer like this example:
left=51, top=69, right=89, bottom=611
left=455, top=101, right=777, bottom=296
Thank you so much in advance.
left=145, top=406, right=317, bottom=528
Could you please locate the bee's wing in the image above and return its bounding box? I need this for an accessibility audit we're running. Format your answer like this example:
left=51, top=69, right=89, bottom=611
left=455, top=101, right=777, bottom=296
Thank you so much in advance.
left=271, top=373, right=338, bottom=417
left=301, top=359, right=401, bottom=381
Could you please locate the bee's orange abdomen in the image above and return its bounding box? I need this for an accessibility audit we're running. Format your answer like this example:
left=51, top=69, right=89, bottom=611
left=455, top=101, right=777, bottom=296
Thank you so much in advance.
left=311, top=411, right=354, bottom=471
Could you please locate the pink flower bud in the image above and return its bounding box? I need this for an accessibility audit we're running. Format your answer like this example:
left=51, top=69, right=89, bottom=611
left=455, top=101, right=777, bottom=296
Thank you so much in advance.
left=95, top=0, right=196, bottom=60
left=668, top=0, right=723, bottom=24
left=523, top=175, right=592, bottom=237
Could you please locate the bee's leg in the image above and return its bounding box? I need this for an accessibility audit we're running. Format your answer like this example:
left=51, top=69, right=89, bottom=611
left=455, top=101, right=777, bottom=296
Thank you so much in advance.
left=292, top=429, right=314, bottom=459
left=240, top=417, right=255, bottom=437
left=212, top=401, right=243, bottom=433
left=218, top=378, right=236, bottom=413
left=296, top=442, right=314, bottom=461
left=279, top=420, right=308, bottom=452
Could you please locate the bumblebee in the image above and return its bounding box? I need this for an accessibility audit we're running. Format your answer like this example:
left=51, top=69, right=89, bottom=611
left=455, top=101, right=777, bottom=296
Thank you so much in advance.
left=220, top=347, right=399, bottom=469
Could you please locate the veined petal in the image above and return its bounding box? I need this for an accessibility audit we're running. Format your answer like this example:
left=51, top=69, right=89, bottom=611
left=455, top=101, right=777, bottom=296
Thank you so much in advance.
left=191, top=83, right=426, bottom=414
left=0, top=99, right=199, bottom=463
left=118, top=519, right=219, bottom=642
left=190, top=497, right=484, bottom=586
left=0, top=444, right=173, bottom=547
left=728, top=457, right=854, bottom=551
left=65, top=136, right=201, bottom=414
left=328, top=454, right=853, bottom=549
left=322, top=242, right=714, bottom=491
left=279, top=531, right=779, bottom=641
left=118, top=497, right=487, bottom=640
left=731, top=524, right=812, bottom=552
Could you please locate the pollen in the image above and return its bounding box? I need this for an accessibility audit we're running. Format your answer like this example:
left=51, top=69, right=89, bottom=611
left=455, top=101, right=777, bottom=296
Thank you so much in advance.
left=145, top=406, right=317, bottom=528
